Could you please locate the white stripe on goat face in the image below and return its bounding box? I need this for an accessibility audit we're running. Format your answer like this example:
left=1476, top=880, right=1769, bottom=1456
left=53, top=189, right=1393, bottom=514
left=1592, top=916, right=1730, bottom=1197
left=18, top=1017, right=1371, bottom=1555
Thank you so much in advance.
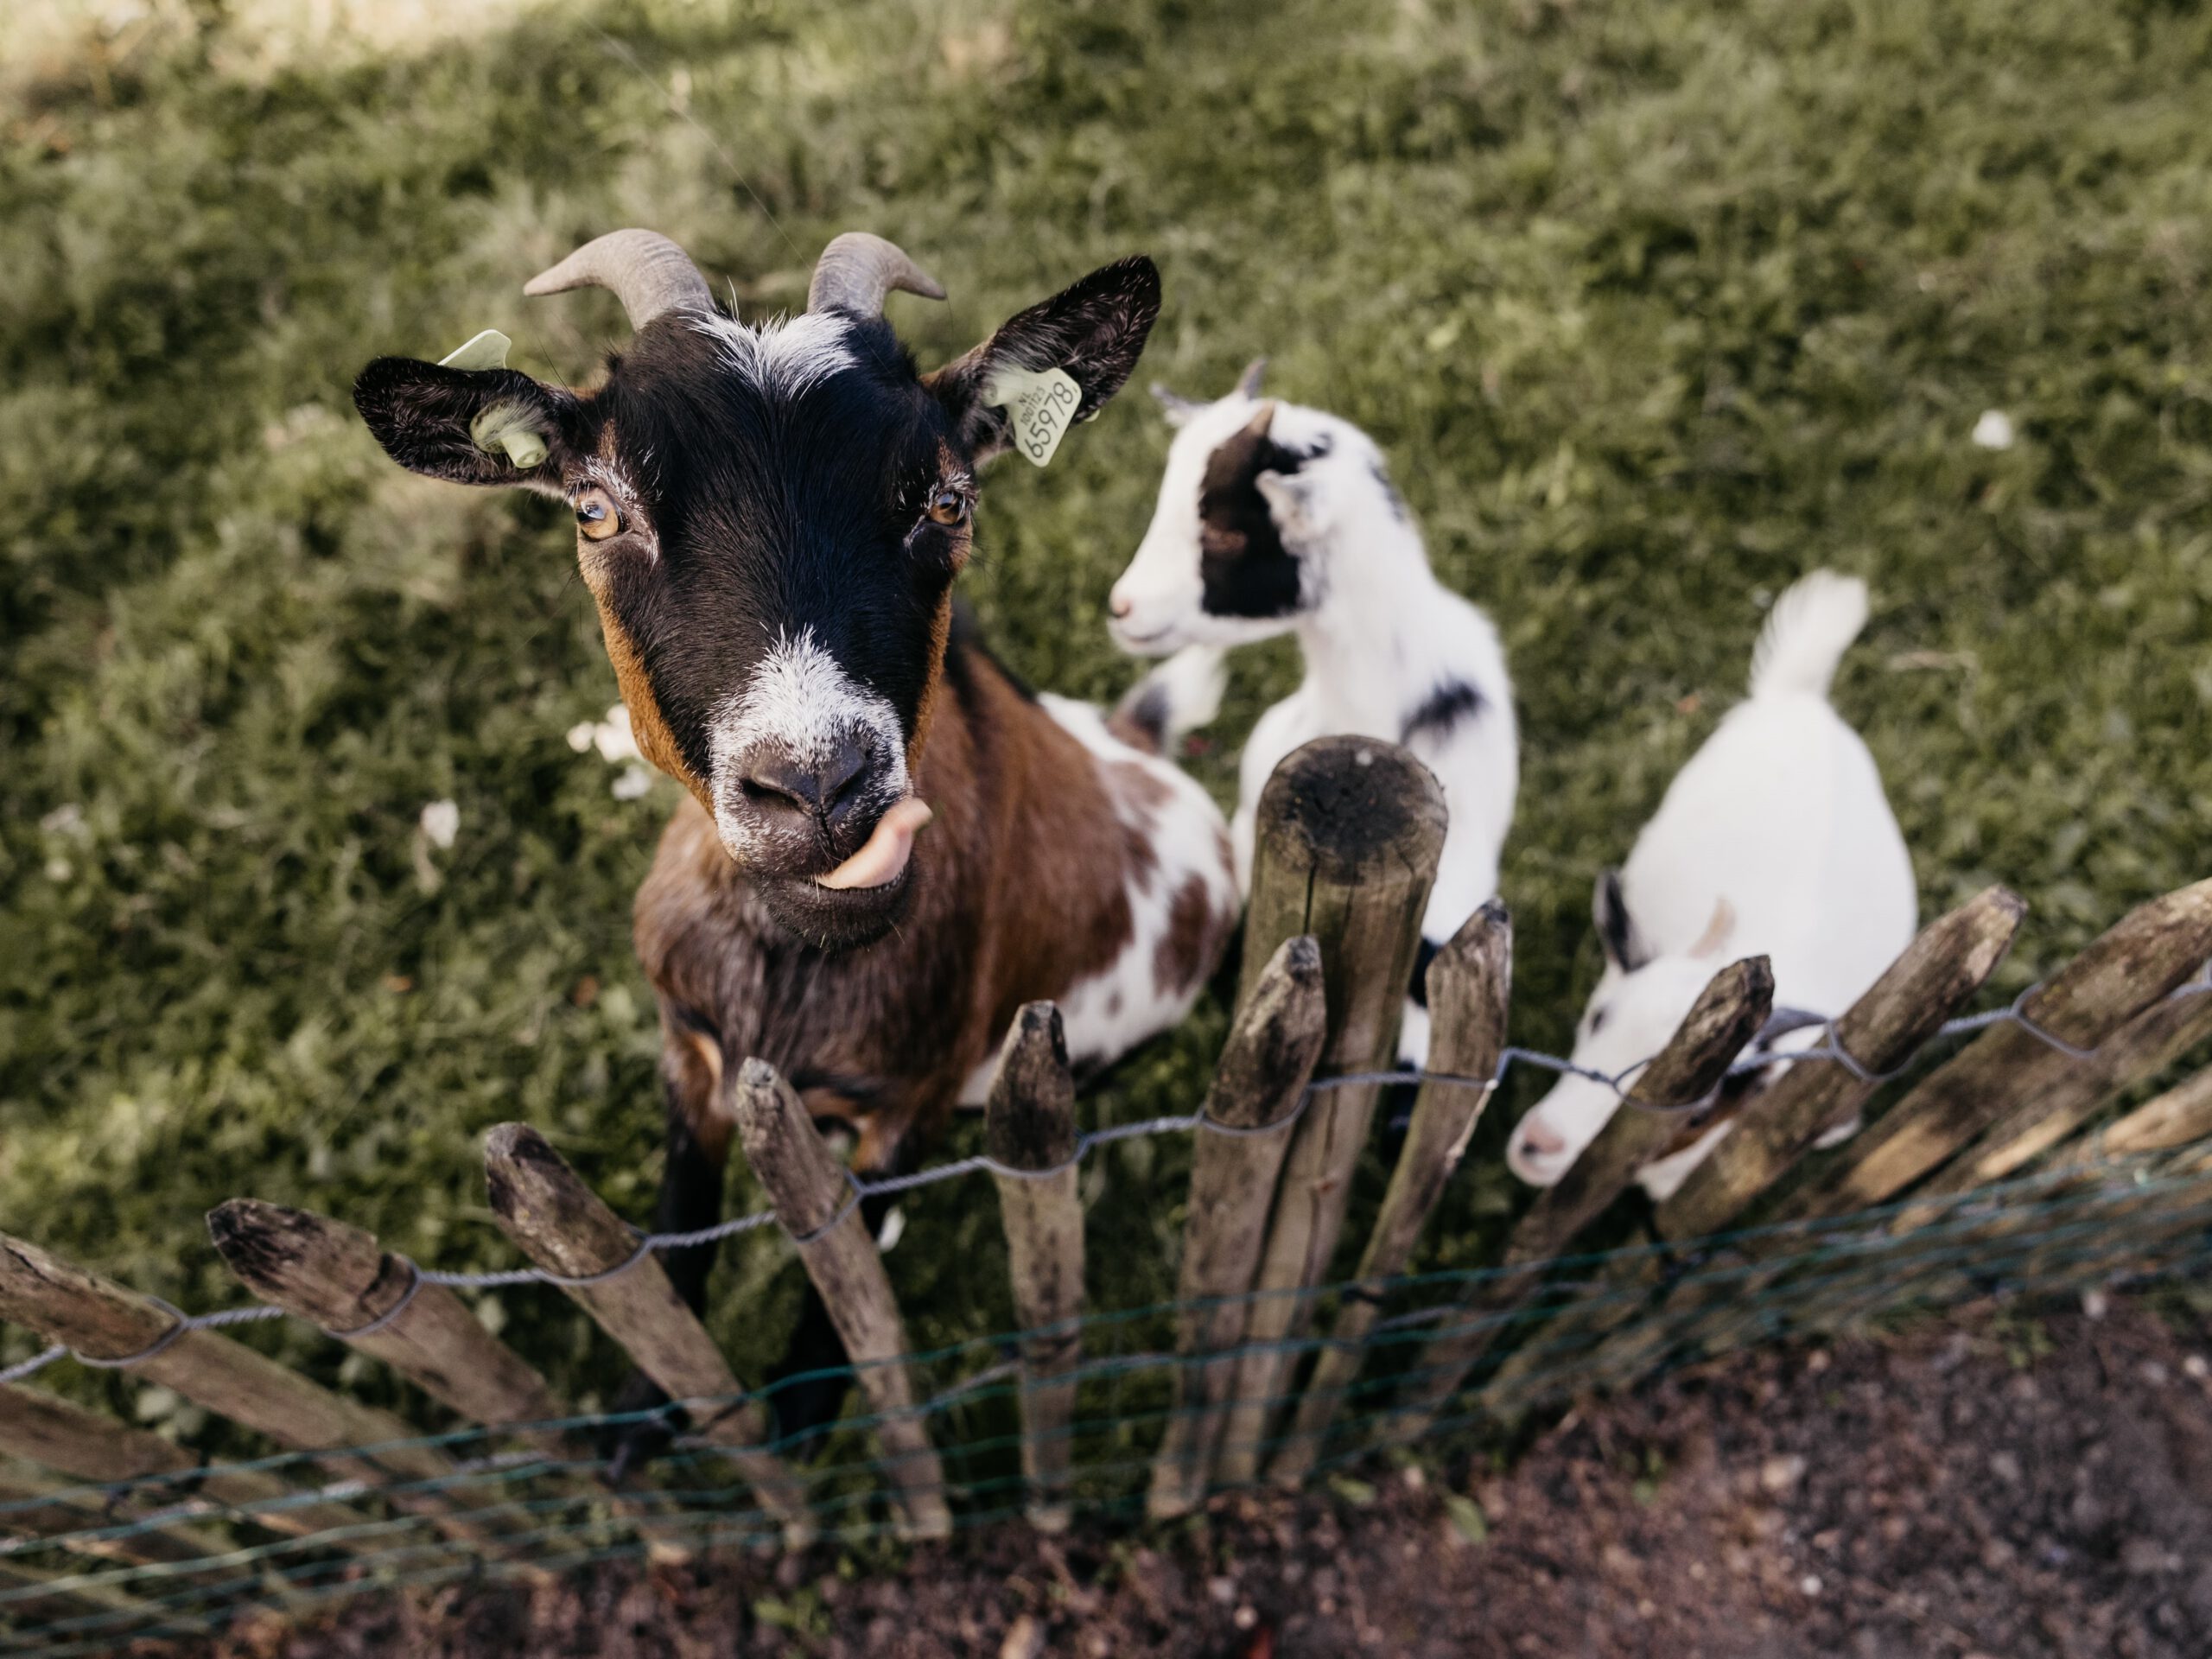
left=706, top=627, right=910, bottom=858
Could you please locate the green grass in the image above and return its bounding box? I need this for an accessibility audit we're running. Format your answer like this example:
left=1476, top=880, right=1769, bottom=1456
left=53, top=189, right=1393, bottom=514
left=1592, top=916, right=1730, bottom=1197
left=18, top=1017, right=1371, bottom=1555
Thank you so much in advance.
left=3, top=0, right=2209, bottom=1438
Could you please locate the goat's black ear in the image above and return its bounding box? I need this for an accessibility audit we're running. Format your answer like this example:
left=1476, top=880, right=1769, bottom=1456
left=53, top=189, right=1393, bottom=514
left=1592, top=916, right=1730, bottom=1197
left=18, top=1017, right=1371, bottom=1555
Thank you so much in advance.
left=925, top=255, right=1162, bottom=463
left=1593, top=868, right=1651, bottom=973
left=353, top=358, right=579, bottom=491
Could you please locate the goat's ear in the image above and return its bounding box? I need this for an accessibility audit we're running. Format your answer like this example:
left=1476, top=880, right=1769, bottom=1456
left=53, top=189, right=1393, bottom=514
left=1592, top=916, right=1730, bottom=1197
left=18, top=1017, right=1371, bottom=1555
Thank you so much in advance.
left=925, top=255, right=1162, bottom=463
left=353, top=358, right=579, bottom=493
left=1151, top=382, right=1206, bottom=428
left=1254, top=467, right=1324, bottom=543
left=1688, top=896, right=1738, bottom=959
left=1593, top=868, right=1651, bottom=973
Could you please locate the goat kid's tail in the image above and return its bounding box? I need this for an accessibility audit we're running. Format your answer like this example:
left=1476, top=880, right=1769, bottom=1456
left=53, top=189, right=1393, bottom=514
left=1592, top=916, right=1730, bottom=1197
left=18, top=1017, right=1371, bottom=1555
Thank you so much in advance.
left=1108, top=644, right=1227, bottom=756
left=1748, top=569, right=1870, bottom=702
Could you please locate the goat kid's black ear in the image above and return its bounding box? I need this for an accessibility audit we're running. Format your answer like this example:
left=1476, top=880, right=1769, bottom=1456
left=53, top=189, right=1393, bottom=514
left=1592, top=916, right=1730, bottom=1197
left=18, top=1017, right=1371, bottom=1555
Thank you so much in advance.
left=353, top=358, right=579, bottom=492
left=925, top=255, right=1162, bottom=462
left=1593, top=868, right=1650, bottom=973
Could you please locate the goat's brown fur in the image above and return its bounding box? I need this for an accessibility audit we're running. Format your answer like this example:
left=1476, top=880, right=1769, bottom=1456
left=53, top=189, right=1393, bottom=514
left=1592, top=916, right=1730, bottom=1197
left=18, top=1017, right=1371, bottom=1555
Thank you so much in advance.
left=635, top=635, right=1227, bottom=1174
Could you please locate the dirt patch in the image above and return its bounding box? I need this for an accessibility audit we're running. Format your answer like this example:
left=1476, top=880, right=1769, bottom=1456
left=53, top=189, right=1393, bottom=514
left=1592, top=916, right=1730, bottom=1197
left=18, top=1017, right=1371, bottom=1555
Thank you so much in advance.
left=181, top=1297, right=2212, bottom=1659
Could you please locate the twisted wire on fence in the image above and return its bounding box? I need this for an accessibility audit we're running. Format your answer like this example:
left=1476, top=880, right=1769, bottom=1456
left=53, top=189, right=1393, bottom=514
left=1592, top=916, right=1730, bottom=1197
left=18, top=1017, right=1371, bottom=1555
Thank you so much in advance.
left=4, top=1147, right=2209, bottom=1659
left=7, top=965, right=2209, bottom=1392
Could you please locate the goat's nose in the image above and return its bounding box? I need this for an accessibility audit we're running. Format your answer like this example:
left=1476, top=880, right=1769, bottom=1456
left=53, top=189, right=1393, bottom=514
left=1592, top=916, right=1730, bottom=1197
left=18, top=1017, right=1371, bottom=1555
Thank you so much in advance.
left=739, top=738, right=873, bottom=833
left=1109, top=591, right=1134, bottom=620
left=1516, top=1116, right=1567, bottom=1159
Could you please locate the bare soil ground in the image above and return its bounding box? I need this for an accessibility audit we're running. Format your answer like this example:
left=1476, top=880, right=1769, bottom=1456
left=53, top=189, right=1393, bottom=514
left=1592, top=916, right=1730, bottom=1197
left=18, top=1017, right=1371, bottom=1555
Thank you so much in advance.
left=187, top=1297, right=2212, bottom=1659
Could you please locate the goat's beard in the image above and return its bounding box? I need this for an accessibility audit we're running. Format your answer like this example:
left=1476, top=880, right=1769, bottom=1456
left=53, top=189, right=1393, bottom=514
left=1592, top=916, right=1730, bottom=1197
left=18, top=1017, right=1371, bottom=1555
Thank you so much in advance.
left=747, top=861, right=918, bottom=951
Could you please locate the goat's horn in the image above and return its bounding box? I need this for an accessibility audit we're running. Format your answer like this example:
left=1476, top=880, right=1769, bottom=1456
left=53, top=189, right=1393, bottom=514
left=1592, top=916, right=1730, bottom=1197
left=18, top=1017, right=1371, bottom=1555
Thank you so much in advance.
left=807, top=232, right=947, bottom=317
left=1236, top=358, right=1268, bottom=398
left=524, top=230, right=714, bottom=329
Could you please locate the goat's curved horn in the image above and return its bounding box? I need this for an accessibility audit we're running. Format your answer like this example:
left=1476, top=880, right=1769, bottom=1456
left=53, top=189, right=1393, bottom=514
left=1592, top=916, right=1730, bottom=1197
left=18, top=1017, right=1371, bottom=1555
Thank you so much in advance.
left=807, top=232, right=947, bottom=317
left=523, top=230, right=714, bottom=329
left=1236, top=358, right=1268, bottom=398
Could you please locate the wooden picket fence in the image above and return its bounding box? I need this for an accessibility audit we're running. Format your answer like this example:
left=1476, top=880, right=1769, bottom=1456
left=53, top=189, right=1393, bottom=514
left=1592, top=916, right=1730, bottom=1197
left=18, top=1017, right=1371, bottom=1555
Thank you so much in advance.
left=4, top=735, right=2212, bottom=1643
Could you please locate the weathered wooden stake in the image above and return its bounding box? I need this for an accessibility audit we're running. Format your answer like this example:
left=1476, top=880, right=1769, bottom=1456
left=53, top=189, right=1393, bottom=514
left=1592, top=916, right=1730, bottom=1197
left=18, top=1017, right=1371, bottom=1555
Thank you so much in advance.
left=2097, top=1065, right=2212, bottom=1158
left=1776, top=877, right=2212, bottom=1219
left=1387, top=955, right=1774, bottom=1440
left=0, top=1382, right=372, bottom=1544
left=481, top=1124, right=811, bottom=1545
left=208, top=1200, right=570, bottom=1448
left=982, top=1003, right=1084, bottom=1533
left=1656, top=887, right=2028, bottom=1241
left=729, top=1062, right=953, bottom=1541
left=0, top=1231, right=499, bottom=1547
left=1146, top=936, right=1326, bottom=1520
left=1268, top=901, right=1512, bottom=1485
left=1213, top=737, right=1446, bottom=1486
left=1916, top=982, right=2212, bottom=1198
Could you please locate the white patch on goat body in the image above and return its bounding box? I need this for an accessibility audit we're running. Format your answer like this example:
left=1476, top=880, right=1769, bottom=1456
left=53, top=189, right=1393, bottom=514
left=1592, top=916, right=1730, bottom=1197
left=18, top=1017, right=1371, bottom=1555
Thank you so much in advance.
left=1505, top=570, right=1916, bottom=1198
left=953, top=694, right=1235, bottom=1102
left=706, top=626, right=907, bottom=855
left=690, top=311, right=856, bottom=399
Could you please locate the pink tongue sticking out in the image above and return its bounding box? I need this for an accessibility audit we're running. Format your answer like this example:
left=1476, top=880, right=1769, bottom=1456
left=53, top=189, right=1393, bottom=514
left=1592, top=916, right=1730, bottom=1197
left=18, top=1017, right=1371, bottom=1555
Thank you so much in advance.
left=816, top=798, right=933, bottom=891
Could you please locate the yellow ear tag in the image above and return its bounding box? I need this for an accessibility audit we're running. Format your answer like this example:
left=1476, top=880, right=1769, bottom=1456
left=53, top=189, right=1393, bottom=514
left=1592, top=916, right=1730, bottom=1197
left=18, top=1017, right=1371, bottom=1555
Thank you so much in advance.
left=986, top=365, right=1082, bottom=468
left=438, top=328, right=512, bottom=371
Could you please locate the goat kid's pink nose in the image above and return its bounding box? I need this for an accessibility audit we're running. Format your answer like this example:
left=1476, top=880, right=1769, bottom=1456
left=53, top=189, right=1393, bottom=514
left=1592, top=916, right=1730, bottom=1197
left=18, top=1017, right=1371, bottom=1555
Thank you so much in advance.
left=1516, top=1117, right=1567, bottom=1158
left=1109, top=593, right=1134, bottom=619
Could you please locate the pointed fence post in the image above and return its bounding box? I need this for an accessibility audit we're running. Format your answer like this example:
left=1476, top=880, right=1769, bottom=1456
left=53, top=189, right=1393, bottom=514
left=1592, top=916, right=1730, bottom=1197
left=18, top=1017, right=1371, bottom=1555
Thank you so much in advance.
left=1387, top=955, right=1773, bottom=1440
left=1212, top=737, right=1446, bottom=1486
left=0, top=1231, right=503, bottom=1548
left=480, top=1124, right=811, bottom=1546
left=207, top=1200, right=570, bottom=1449
left=1656, top=887, right=2029, bottom=1241
left=982, top=1003, right=1084, bottom=1533
left=1776, top=877, right=2212, bottom=1220
left=730, top=1061, right=953, bottom=1541
left=1910, top=979, right=2212, bottom=1198
left=1268, top=901, right=1512, bottom=1486
left=0, top=1383, right=373, bottom=1545
left=1147, top=936, right=1327, bottom=1520
left=2094, top=1065, right=2212, bottom=1159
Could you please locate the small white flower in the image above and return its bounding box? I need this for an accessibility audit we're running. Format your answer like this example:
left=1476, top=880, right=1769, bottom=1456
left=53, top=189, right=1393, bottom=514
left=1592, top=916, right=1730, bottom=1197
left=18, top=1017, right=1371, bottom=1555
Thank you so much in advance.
left=1971, top=409, right=2015, bottom=450
left=594, top=704, right=640, bottom=764
left=611, top=765, right=655, bottom=802
left=566, top=721, right=598, bottom=753
left=419, top=799, right=461, bottom=849
left=40, top=804, right=86, bottom=838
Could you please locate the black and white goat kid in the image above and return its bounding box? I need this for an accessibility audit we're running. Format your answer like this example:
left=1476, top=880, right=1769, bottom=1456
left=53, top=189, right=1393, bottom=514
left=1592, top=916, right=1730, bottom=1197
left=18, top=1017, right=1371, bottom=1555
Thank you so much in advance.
left=1108, top=363, right=1518, bottom=1067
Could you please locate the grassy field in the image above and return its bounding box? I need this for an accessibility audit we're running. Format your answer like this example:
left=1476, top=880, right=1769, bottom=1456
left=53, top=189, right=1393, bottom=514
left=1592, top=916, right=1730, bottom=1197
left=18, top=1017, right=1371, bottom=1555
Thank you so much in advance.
left=3, top=0, right=2209, bottom=1430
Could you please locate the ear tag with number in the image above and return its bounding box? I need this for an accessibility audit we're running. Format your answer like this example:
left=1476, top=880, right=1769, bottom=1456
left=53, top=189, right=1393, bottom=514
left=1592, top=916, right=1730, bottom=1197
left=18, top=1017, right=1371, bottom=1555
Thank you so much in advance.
left=438, top=328, right=512, bottom=372
left=987, top=364, right=1083, bottom=468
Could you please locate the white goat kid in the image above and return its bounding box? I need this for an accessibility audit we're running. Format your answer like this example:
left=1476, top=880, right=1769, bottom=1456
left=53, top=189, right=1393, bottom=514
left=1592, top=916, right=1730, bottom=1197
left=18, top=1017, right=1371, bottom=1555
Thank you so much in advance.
left=1108, top=362, right=1518, bottom=1066
left=1504, top=569, right=1917, bottom=1201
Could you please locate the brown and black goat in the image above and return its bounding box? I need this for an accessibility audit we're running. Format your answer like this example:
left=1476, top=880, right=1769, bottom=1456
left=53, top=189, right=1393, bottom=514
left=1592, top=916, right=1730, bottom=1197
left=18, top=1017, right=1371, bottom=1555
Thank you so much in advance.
left=354, top=230, right=1237, bottom=1461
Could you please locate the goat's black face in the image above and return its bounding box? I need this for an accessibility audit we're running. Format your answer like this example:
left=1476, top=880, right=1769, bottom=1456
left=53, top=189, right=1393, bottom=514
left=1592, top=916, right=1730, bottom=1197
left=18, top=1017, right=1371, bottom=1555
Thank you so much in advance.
left=355, top=239, right=1160, bottom=950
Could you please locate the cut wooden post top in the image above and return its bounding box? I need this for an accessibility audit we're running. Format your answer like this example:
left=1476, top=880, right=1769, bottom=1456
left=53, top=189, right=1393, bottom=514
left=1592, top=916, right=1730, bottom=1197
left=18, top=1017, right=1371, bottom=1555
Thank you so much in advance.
left=483, top=1122, right=645, bottom=1278
left=206, top=1199, right=409, bottom=1331
left=986, top=1003, right=1077, bottom=1173
left=732, top=1058, right=852, bottom=1238
left=1207, top=935, right=1328, bottom=1131
left=1630, top=955, right=1777, bottom=1108
left=1423, top=899, right=1513, bottom=1076
left=1251, top=736, right=1447, bottom=886
left=2015, top=875, right=2212, bottom=1049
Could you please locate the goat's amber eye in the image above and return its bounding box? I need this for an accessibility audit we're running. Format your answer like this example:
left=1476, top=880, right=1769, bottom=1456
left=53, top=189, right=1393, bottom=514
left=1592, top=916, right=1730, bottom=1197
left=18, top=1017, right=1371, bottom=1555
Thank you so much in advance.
left=926, top=485, right=969, bottom=526
left=574, top=488, right=622, bottom=542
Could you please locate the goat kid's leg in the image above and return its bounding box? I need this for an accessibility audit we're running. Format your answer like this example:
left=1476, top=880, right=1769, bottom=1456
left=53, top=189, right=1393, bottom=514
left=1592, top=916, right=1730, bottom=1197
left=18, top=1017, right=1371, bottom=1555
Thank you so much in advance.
left=604, top=1052, right=728, bottom=1483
